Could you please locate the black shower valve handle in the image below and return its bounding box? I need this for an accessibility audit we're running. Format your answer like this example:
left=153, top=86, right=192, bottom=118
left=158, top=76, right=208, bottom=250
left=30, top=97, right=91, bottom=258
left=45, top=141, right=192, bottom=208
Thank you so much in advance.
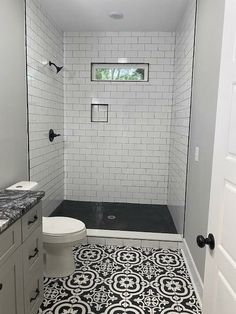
left=49, top=129, right=61, bottom=142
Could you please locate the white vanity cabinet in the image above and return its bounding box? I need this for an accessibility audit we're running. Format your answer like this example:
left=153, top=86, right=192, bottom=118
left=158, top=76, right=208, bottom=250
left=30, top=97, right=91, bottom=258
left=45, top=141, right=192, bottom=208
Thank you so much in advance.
left=0, top=202, right=43, bottom=314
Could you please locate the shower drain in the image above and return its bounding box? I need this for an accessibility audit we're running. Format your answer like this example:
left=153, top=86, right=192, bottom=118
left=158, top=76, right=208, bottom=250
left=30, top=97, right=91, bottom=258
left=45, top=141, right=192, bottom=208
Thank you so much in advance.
left=107, top=215, right=116, bottom=220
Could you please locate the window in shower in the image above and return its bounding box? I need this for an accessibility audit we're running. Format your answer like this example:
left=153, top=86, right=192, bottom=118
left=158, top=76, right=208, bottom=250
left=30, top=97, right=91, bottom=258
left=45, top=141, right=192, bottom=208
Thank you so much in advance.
left=91, top=63, right=149, bottom=82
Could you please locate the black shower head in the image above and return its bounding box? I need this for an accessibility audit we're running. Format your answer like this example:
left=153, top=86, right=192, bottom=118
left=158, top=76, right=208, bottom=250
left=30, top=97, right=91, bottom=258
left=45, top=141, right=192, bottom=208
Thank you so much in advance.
left=49, top=61, right=63, bottom=73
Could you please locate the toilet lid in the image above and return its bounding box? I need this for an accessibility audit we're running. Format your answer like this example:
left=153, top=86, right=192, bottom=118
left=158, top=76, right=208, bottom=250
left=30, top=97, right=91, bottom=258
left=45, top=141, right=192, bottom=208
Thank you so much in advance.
left=43, top=216, right=86, bottom=236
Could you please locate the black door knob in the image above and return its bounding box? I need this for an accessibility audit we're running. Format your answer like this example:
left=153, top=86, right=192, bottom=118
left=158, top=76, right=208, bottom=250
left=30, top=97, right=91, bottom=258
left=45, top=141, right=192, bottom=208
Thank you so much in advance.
left=49, top=129, right=61, bottom=142
left=196, top=233, right=215, bottom=250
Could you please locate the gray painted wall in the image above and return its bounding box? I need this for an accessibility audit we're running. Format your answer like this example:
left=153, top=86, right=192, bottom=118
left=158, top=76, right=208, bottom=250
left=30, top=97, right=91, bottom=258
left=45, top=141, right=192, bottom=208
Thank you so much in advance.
left=185, top=0, right=225, bottom=280
left=0, top=0, right=28, bottom=189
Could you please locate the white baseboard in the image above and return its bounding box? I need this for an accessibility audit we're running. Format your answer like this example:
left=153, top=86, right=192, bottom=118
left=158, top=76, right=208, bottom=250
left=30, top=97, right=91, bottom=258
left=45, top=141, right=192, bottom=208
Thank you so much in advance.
left=181, top=239, right=203, bottom=305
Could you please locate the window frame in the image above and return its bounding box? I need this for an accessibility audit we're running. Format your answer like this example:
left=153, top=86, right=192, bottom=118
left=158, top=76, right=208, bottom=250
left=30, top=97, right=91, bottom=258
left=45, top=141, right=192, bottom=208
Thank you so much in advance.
left=91, top=63, right=149, bottom=82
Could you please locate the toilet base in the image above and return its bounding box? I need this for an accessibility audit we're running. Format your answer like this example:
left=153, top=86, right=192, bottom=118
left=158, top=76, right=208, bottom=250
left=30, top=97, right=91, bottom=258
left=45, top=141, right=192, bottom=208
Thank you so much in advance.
left=43, top=243, right=76, bottom=278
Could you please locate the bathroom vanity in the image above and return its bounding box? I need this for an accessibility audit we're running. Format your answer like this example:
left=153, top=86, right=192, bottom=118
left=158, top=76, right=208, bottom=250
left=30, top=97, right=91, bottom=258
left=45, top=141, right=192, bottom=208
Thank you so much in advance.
left=0, top=190, right=44, bottom=314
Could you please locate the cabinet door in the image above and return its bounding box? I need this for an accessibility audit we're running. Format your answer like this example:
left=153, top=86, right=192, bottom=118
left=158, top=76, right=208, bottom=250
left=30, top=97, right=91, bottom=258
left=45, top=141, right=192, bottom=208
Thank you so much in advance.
left=0, top=248, right=24, bottom=314
left=0, top=220, right=21, bottom=267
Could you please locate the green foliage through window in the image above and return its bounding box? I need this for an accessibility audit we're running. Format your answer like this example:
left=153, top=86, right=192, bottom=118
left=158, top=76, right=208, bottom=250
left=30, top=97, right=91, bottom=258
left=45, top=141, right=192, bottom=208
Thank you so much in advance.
left=92, top=64, right=148, bottom=81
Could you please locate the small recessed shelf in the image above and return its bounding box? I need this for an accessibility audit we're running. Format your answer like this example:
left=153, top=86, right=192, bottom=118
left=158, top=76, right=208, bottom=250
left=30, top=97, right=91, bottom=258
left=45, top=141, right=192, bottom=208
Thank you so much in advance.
left=91, top=104, right=108, bottom=122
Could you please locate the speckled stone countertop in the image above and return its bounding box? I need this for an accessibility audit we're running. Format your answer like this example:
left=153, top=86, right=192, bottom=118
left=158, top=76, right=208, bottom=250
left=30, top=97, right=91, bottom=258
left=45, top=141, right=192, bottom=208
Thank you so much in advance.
left=0, top=189, right=45, bottom=234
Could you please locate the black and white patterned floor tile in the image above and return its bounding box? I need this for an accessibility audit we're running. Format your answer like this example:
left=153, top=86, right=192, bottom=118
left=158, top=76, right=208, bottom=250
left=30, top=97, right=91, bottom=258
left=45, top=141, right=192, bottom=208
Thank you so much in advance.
left=38, top=244, right=201, bottom=314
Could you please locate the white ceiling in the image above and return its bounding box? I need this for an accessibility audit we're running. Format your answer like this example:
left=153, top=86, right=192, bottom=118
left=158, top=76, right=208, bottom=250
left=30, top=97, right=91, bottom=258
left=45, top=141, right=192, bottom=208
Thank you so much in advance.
left=41, top=0, right=189, bottom=32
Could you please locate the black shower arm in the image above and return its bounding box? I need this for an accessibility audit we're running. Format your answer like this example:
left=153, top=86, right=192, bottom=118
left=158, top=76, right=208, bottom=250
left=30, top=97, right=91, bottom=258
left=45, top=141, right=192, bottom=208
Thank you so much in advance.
left=49, top=61, right=57, bottom=68
left=49, top=61, right=63, bottom=73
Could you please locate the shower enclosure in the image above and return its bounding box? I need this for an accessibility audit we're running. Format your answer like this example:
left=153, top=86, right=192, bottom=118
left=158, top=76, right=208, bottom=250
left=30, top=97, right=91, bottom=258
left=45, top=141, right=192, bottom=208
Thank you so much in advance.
left=26, top=0, right=197, bottom=238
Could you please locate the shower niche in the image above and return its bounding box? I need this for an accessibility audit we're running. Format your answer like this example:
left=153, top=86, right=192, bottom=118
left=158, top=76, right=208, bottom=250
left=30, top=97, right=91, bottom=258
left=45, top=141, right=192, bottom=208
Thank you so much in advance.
left=91, top=104, right=109, bottom=123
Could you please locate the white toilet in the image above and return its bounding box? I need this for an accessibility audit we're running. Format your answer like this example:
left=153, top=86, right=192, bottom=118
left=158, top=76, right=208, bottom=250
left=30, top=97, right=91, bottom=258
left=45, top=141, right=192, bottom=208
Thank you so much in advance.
left=43, top=216, right=86, bottom=278
left=7, top=181, right=87, bottom=278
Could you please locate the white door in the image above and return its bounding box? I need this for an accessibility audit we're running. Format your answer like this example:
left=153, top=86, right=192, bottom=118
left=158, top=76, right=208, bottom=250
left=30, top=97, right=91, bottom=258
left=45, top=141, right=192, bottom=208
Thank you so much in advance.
left=202, top=0, right=236, bottom=313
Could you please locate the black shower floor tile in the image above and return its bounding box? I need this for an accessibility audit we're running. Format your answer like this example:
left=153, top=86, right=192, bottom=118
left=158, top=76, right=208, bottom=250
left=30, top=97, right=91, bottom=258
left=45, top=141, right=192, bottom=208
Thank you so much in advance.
left=39, top=244, right=201, bottom=314
left=50, top=200, right=177, bottom=234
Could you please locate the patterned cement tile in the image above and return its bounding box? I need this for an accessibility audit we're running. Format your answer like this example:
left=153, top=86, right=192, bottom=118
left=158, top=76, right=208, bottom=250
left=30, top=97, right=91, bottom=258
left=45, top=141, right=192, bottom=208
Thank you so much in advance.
left=39, top=244, right=201, bottom=314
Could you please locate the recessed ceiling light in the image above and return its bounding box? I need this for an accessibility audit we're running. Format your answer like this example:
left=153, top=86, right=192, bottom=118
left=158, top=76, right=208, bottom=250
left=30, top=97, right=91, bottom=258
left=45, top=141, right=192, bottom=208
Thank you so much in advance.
left=109, top=12, right=124, bottom=19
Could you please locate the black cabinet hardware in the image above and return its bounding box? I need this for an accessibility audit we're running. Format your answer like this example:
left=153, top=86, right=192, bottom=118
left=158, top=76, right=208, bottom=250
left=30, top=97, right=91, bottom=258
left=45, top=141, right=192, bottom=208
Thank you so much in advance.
left=28, top=248, right=39, bottom=260
left=30, top=288, right=40, bottom=302
left=28, top=215, right=38, bottom=226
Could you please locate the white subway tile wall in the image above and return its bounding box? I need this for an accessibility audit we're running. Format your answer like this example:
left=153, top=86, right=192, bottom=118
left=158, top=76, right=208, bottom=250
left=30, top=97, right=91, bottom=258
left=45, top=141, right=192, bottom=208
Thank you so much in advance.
left=26, top=0, right=64, bottom=215
left=167, top=0, right=196, bottom=233
left=64, top=32, right=175, bottom=204
left=26, top=0, right=196, bottom=223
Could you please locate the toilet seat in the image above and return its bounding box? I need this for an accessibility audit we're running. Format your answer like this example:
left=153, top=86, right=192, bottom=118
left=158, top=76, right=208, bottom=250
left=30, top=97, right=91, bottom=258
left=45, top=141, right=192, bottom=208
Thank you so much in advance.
left=43, top=216, right=86, bottom=244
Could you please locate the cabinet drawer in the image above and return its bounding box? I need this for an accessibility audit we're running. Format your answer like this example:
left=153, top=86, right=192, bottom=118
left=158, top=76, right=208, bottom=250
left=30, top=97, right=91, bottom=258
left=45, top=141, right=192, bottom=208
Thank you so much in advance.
left=0, top=220, right=21, bottom=267
left=23, top=225, right=43, bottom=283
left=24, top=264, right=43, bottom=314
left=21, top=202, right=42, bottom=241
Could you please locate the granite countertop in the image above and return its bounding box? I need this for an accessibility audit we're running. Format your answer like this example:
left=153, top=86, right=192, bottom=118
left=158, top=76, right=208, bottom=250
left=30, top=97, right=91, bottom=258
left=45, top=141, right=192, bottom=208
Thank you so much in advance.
left=0, top=189, right=45, bottom=234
